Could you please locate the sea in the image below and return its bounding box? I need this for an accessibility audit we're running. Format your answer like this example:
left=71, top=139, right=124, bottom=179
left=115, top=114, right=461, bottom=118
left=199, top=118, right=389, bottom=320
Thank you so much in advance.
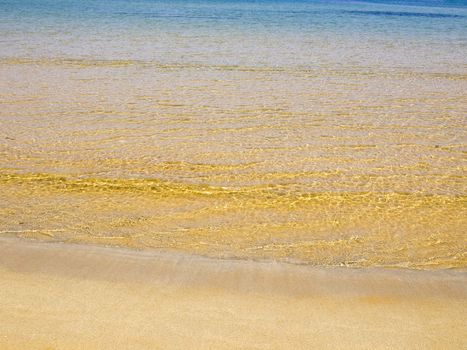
left=0, top=0, right=466, bottom=268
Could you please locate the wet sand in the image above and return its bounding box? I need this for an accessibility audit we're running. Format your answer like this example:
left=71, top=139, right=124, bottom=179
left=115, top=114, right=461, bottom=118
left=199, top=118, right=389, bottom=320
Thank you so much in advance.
left=0, top=237, right=465, bottom=349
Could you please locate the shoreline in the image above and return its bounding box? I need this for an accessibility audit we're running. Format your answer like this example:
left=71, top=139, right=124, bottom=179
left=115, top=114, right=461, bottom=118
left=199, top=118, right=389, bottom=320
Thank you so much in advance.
left=1, top=236, right=466, bottom=294
left=1, top=236, right=466, bottom=349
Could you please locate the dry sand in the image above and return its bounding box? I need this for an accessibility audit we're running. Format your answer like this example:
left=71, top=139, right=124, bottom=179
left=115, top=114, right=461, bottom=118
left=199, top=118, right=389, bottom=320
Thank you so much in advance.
left=0, top=237, right=465, bottom=349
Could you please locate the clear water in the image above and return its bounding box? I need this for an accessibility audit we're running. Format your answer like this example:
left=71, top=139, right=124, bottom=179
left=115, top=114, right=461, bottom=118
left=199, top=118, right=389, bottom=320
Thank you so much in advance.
left=0, top=0, right=466, bottom=268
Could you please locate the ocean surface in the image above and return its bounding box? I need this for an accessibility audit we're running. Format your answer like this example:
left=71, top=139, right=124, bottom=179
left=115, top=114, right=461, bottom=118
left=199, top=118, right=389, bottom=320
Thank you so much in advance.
left=0, top=0, right=466, bottom=268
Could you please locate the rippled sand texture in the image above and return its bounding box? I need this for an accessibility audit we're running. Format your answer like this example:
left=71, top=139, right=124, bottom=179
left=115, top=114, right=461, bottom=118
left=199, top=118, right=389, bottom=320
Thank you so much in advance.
left=1, top=0, right=466, bottom=268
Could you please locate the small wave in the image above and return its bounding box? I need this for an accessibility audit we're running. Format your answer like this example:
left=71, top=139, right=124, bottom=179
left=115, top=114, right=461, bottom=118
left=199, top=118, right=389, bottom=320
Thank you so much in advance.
left=346, top=10, right=464, bottom=19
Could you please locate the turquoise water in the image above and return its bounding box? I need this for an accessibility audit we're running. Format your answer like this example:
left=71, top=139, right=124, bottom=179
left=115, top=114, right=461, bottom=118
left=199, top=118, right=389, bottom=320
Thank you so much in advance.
left=1, top=0, right=466, bottom=69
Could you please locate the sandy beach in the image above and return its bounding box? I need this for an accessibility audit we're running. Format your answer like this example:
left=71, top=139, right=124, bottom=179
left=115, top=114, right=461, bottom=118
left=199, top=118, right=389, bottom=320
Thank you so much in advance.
left=0, top=237, right=465, bottom=349
left=1, top=2, right=466, bottom=347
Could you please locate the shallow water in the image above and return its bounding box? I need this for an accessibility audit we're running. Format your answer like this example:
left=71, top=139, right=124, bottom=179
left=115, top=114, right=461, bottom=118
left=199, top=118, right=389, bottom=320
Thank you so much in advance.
left=0, top=0, right=466, bottom=268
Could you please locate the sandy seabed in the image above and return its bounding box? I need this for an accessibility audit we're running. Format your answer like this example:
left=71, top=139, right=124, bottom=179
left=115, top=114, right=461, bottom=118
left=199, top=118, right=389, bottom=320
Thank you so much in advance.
left=0, top=237, right=465, bottom=350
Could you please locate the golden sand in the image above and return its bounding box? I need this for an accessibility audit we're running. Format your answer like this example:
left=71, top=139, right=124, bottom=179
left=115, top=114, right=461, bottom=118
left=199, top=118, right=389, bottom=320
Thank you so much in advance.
left=1, top=3, right=466, bottom=348
left=0, top=238, right=466, bottom=349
